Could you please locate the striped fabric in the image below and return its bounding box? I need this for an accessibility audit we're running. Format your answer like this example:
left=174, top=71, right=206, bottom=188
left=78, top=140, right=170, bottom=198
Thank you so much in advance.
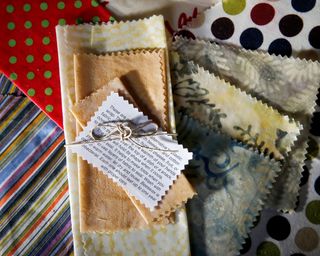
left=0, top=74, right=23, bottom=96
left=0, top=93, right=73, bottom=255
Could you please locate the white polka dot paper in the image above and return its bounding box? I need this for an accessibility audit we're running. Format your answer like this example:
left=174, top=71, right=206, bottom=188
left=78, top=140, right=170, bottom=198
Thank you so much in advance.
left=185, top=0, right=320, bottom=58
left=243, top=155, right=320, bottom=256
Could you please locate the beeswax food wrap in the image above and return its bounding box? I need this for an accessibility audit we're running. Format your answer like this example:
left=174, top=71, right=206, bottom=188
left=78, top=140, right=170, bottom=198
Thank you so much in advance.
left=73, top=50, right=195, bottom=224
left=56, top=15, right=190, bottom=255
left=171, top=54, right=302, bottom=160
left=172, top=37, right=320, bottom=211
left=177, top=114, right=281, bottom=256
left=74, top=77, right=163, bottom=233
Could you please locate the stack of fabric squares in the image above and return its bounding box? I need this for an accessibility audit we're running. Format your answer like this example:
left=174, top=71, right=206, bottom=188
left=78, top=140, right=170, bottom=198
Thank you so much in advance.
left=0, top=1, right=319, bottom=256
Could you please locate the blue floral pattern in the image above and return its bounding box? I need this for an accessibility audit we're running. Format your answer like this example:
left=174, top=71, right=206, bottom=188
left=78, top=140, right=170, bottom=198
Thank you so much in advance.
left=177, top=114, right=281, bottom=255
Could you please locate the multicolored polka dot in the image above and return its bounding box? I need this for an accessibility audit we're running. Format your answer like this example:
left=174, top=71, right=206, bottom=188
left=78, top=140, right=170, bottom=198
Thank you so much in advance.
left=9, top=56, right=17, bottom=64
left=291, top=0, right=316, bottom=12
left=295, top=227, right=319, bottom=251
left=222, top=0, right=246, bottom=15
left=27, top=88, right=36, bottom=96
left=6, top=4, right=15, bottom=13
left=43, top=54, right=51, bottom=62
left=27, top=71, right=35, bottom=80
left=57, top=1, right=65, bottom=10
left=240, top=28, right=263, bottom=50
left=8, top=39, right=16, bottom=47
left=305, top=200, right=320, bottom=224
left=26, top=55, right=34, bottom=63
left=42, top=36, right=50, bottom=45
left=25, top=38, right=33, bottom=46
left=23, top=3, right=31, bottom=12
left=91, top=0, right=99, bottom=7
left=58, top=18, right=66, bottom=25
left=44, top=87, right=53, bottom=96
left=250, top=3, right=275, bottom=26
left=40, top=2, right=48, bottom=11
left=9, top=73, right=17, bottom=80
left=74, top=0, right=82, bottom=8
left=44, top=70, right=52, bottom=79
left=41, top=19, right=49, bottom=28
left=188, top=0, right=320, bottom=62
left=256, top=241, right=281, bottom=256
left=46, top=104, right=53, bottom=112
left=92, top=16, right=100, bottom=23
left=211, top=17, right=234, bottom=40
left=7, top=22, right=15, bottom=30
left=268, top=38, right=292, bottom=57
left=24, top=21, right=32, bottom=29
left=309, top=26, right=320, bottom=49
left=266, top=216, right=291, bottom=241
left=279, top=15, right=303, bottom=37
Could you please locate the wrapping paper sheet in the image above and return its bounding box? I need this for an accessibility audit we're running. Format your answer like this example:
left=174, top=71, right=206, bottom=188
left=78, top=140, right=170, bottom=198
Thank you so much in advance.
left=0, top=90, right=72, bottom=255
left=0, top=0, right=112, bottom=127
left=56, top=15, right=190, bottom=256
left=185, top=0, right=320, bottom=59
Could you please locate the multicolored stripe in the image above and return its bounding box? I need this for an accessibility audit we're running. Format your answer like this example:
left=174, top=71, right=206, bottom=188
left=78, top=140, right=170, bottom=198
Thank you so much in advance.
left=0, top=92, right=73, bottom=255
left=0, top=73, right=23, bottom=96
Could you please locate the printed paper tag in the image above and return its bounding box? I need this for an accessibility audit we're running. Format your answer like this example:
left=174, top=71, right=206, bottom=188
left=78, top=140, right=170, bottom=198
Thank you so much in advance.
left=71, top=92, right=192, bottom=210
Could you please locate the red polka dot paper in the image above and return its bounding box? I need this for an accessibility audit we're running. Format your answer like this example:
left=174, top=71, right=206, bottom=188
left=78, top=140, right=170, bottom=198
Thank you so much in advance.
left=186, top=0, right=320, bottom=58
left=0, top=0, right=112, bottom=128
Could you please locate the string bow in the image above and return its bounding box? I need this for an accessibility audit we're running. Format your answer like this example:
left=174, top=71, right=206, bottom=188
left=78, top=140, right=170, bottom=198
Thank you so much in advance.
left=66, top=120, right=177, bottom=152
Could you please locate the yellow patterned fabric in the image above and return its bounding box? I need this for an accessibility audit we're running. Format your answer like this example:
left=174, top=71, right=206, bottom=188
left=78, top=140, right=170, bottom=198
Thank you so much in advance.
left=56, top=15, right=189, bottom=256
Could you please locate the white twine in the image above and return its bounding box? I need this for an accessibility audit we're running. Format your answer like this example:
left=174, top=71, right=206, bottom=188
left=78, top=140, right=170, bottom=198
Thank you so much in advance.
left=66, top=120, right=178, bottom=152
